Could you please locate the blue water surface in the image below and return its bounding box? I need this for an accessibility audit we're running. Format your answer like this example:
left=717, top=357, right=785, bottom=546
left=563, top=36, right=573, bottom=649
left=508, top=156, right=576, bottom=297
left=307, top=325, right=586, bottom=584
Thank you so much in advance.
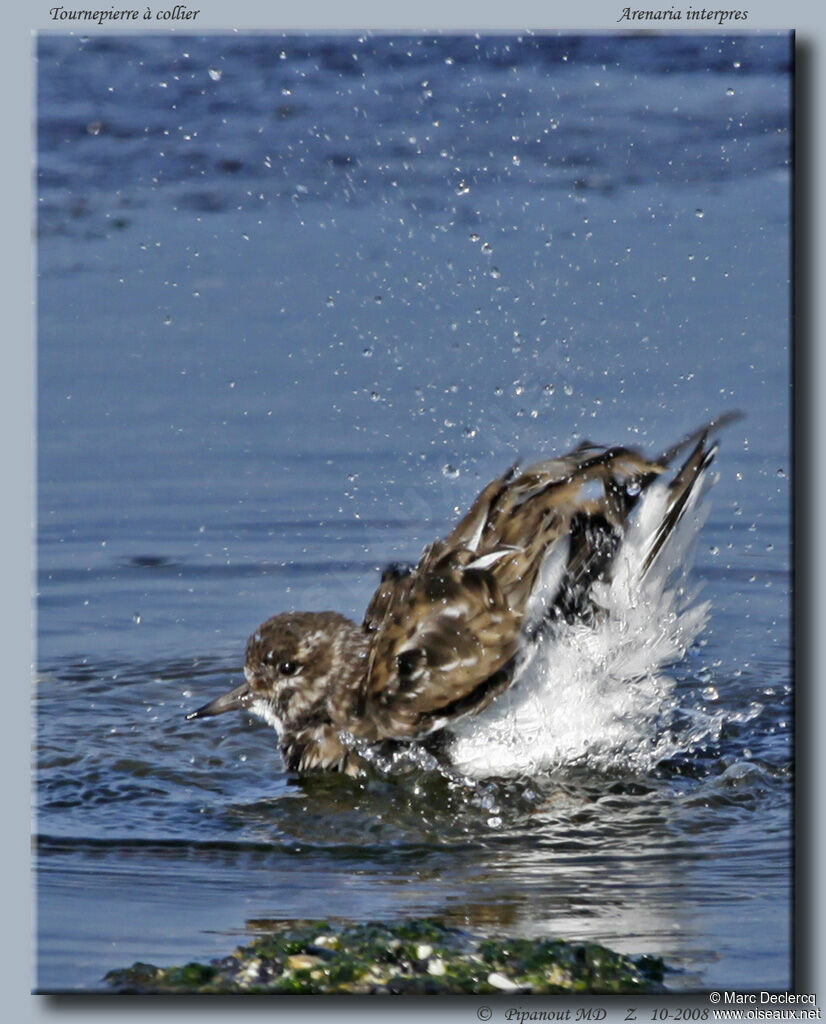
left=36, top=32, right=791, bottom=992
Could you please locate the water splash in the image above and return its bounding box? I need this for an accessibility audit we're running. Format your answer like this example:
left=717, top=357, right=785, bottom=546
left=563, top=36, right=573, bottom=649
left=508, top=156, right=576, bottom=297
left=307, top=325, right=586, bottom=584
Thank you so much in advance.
left=449, top=480, right=724, bottom=778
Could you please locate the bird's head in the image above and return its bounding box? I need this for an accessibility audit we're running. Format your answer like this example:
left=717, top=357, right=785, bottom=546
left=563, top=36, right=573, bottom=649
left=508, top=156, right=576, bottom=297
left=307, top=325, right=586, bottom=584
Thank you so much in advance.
left=186, top=610, right=368, bottom=738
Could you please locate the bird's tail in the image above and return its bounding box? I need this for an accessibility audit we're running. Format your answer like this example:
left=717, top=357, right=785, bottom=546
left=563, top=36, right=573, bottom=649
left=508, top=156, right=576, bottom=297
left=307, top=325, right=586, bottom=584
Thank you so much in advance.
left=639, top=410, right=743, bottom=578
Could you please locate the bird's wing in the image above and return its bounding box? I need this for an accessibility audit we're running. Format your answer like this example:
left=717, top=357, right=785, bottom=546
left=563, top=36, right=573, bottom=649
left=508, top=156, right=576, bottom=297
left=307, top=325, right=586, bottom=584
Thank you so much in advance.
left=461, top=444, right=666, bottom=610
left=357, top=416, right=741, bottom=742
left=360, top=544, right=522, bottom=739
left=358, top=443, right=670, bottom=740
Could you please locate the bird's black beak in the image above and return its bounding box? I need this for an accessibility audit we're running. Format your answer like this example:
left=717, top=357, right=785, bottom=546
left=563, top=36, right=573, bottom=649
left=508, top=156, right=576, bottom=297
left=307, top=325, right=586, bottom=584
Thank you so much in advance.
left=185, top=680, right=253, bottom=721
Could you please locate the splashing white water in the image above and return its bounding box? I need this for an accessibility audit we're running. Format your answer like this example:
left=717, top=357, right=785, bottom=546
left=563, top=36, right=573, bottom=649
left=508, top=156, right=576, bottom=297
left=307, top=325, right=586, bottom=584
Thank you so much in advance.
left=448, top=476, right=718, bottom=778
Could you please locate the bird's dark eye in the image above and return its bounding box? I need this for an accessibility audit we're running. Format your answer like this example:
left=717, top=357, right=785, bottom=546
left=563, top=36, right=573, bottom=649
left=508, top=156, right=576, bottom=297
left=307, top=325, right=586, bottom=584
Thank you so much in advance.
left=278, top=661, right=300, bottom=676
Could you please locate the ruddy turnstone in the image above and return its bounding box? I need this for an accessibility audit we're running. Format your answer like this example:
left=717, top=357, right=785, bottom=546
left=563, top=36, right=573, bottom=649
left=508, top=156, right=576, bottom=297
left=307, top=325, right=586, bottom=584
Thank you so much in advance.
left=187, top=413, right=741, bottom=774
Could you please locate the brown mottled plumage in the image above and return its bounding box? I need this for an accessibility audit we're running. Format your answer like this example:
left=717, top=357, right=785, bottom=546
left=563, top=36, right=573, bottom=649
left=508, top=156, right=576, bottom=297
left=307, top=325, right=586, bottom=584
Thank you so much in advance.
left=187, top=414, right=740, bottom=774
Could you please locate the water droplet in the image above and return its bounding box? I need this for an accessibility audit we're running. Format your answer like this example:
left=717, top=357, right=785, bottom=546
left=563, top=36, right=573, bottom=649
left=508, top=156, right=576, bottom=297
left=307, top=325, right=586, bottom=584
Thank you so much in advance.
left=776, top=467, right=786, bottom=478
left=695, top=209, right=705, bottom=219
left=370, top=391, right=380, bottom=402
left=511, top=155, right=520, bottom=166
left=442, top=464, right=460, bottom=478
left=726, top=87, right=735, bottom=97
left=543, top=384, right=555, bottom=395
left=563, top=384, right=574, bottom=396
left=626, top=480, right=641, bottom=497
left=702, top=685, right=719, bottom=702
left=208, top=67, right=223, bottom=82
left=469, top=232, right=480, bottom=243
left=374, top=294, right=383, bottom=304
left=462, top=426, right=477, bottom=438
left=481, top=242, right=493, bottom=255
left=326, top=296, right=335, bottom=307
left=133, top=613, right=142, bottom=625
left=489, top=267, right=501, bottom=279
left=362, top=347, right=373, bottom=358
left=455, top=180, right=470, bottom=196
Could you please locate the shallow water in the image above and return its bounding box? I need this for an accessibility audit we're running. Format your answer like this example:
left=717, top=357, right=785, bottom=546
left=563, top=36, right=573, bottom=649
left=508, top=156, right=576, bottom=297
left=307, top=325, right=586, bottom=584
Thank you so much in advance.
left=36, top=33, right=792, bottom=992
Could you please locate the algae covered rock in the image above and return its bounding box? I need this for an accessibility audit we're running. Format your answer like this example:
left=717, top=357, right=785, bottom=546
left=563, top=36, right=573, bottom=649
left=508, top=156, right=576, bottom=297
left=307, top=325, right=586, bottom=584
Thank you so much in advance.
left=104, top=918, right=665, bottom=994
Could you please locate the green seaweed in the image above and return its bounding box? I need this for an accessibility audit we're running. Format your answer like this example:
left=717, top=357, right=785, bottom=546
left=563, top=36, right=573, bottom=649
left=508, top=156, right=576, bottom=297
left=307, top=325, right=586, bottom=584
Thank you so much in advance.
left=104, top=917, right=667, bottom=995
